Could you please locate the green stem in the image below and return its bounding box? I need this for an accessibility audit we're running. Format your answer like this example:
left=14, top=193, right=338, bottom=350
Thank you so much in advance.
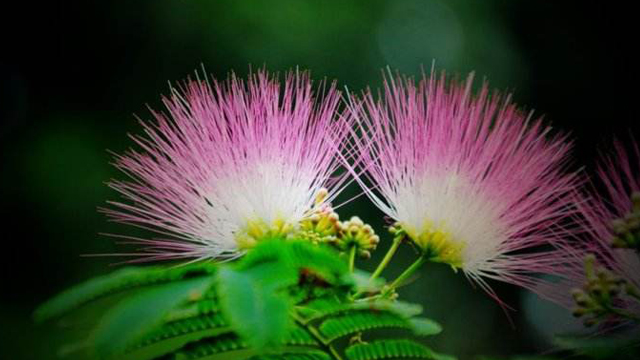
left=369, top=235, right=403, bottom=281
left=348, top=245, right=356, bottom=273
left=351, top=236, right=404, bottom=300
left=292, top=313, right=344, bottom=360
left=383, top=256, right=427, bottom=296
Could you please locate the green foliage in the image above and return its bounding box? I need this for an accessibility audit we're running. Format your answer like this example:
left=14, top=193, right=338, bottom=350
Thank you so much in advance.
left=170, top=331, right=319, bottom=360
left=249, top=352, right=332, bottom=360
left=298, top=298, right=423, bottom=322
left=173, top=333, right=249, bottom=359
left=217, top=262, right=294, bottom=350
left=319, top=311, right=440, bottom=342
left=121, top=313, right=230, bottom=360
left=345, top=339, right=455, bottom=360
left=553, top=334, right=640, bottom=360
left=35, top=262, right=217, bottom=322
left=92, top=275, right=214, bottom=358
left=35, top=238, right=453, bottom=360
left=234, top=238, right=349, bottom=283
left=476, top=356, right=559, bottom=360
left=216, top=238, right=354, bottom=351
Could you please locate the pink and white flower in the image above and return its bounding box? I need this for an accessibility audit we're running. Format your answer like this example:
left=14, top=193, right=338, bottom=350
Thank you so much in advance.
left=347, top=71, right=581, bottom=301
left=104, top=70, right=350, bottom=261
left=561, top=141, right=640, bottom=321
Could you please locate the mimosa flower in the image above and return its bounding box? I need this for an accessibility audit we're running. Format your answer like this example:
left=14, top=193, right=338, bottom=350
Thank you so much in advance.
left=347, top=71, right=580, bottom=300
left=563, top=142, right=640, bottom=326
left=104, top=70, right=351, bottom=261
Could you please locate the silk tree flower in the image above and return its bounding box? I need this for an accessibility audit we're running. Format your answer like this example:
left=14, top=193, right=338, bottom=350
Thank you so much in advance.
left=560, top=142, right=640, bottom=326
left=104, top=70, right=351, bottom=261
left=346, top=71, right=581, bottom=300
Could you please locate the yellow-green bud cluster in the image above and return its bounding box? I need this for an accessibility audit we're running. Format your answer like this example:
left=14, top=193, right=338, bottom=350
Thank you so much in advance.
left=337, top=216, right=380, bottom=259
left=297, top=188, right=379, bottom=258
left=298, top=205, right=341, bottom=245
left=611, top=191, right=640, bottom=251
left=389, top=222, right=463, bottom=269
left=236, top=218, right=293, bottom=249
left=388, top=222, right=406, bottom=240
left=571, top=254, right=627, bottom=327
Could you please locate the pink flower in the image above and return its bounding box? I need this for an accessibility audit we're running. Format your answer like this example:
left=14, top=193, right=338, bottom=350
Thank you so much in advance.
left=347, top=71, right=581, bottom=301
left=558, top=141, right=640, bottom=323
left=104, top=70, right=350, bottom=261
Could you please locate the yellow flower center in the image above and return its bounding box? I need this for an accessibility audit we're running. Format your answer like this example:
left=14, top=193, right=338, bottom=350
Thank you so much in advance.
left=236, top=217, right=293, bottom=249
left=403, top=221, right=465, bottom=269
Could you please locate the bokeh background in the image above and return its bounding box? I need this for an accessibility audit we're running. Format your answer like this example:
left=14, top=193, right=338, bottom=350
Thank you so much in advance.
left=1, top=1, right=637, bottom=359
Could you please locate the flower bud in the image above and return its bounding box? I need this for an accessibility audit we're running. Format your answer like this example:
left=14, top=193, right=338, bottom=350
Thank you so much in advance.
left=572, top=307, right=587, bottom=318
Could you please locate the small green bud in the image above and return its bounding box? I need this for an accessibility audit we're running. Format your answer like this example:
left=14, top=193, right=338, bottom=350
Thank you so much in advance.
left=609, top=284, right=620, bottom=296
left=337, top=216, right=380, bottom=255
left=584, top=254, right=596, bottom=278
left=612, top=218, right=627, bottom=234
left=596, top=267, right=610, bottom=280
left=612, top=236, right=626, bottom=248
left=576, top=296, right=590, bottom=308
left=631, top=191, right=640, bottom=208
left=572, top=307, right=587, bottom=318
left=571, top=288, right=585, bottom=300
left=626, top=283, right=640, bottom=297
left=590, top=284, right=603, bottom=297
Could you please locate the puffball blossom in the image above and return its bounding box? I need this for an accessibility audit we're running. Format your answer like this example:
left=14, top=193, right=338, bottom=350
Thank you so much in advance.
left=105, top=71, right=350, bottom=261
left=566, top=142, right=640, bottom=321
left=348, top=72, right=580, bottom=298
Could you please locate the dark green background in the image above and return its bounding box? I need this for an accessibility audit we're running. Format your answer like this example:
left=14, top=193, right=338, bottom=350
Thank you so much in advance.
left=1, top=1, right=636, bottom=359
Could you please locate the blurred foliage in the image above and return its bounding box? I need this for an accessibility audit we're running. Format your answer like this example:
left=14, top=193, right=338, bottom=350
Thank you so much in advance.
left=35, top=239, right=453, bottom=360
left=1, top=0, right=636, bottom=359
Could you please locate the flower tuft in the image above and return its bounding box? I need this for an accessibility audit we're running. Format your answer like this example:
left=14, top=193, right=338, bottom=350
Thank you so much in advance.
left=103, top=70, right=351, bottom=261
left=557, top=141, right=640, bottom=326
left=337, top=216, right=380, bottom=258
left=346, top=70, right=581, bottom=302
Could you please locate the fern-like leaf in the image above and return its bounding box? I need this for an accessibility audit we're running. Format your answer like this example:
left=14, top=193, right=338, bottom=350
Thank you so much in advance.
left=92, top=275, right=214, bottom=358
left=299, top=298, right=423, bottom=322
left=345, top=339, right=456, bottom=360
left=163, top=298, right=220, bottom=323
left=121, top=313, right=231, bottom=360
left=35, top=262, right=217, bottom=322
left=174, top=333, right=322, bottom=360
left=319, top=311, right=440, bottom=342
left=175, top=333, right=249, bottom=360
left=248, top=351, right=332, bottom=360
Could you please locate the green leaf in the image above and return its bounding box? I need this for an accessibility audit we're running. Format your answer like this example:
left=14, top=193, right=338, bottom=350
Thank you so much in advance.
left=92, top=275, right=214, bottom=358
left=299, top=298, right=423, bottom=322
left=35, top=262, right=217, bottom=322
left=283, top=326, right=319, bottom=346
left=248, top=351, right=332, bottom=360
left=408, top=317, right=442, bottom=336
left=341, top=270, right=385, bottom=294
left=173, top=333, right=322, bottom=360
left=477, top=356, right=559, bottom=360
left=122, top=313, right=232, bottom=360
left=244, top=239, right=349, bottom=283
left=553, top=334, right=640, bottom=359
left=345, top=339, right=456, bottom=360
left=122, top=312, right=317, bottom=360
left=237, top=239, right=348, bottom=285
left=319, top=311, right=441, bottom=342
left=174, top=333, right=250, bottom=360
left=217, top=262, right=294, bottom=350
left=216, top=239, right=352, bottom=350
left=163, top=298, right=220, bottom=323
